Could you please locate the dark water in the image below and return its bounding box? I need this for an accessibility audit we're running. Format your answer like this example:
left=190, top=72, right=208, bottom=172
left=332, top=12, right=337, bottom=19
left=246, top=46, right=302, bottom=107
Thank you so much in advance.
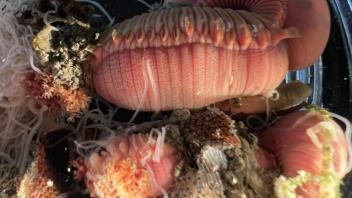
left=324, top=1, right=352, bottom=197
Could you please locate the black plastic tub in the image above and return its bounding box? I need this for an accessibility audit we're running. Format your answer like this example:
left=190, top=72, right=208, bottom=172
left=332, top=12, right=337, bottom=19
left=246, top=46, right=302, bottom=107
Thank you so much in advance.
left=323, top=1, right=352, bottom=197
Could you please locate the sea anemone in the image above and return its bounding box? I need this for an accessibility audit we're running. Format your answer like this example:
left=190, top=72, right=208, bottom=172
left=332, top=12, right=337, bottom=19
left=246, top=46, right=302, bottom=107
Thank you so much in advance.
left=91, top=0, right=296, bottom=111
left=258, top=109, right=351, bottom=197
left=284, top=0, right=331, bottom=70
left=164, top=0, right=331, bottom=70
left=91, top=0, right=330, bottom=111
left=84, top=132, right=179, bottom=198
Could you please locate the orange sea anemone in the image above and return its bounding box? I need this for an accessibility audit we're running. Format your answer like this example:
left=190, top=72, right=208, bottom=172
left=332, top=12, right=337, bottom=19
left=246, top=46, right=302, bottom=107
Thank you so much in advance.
left=84, top=132, right=179, bottom=198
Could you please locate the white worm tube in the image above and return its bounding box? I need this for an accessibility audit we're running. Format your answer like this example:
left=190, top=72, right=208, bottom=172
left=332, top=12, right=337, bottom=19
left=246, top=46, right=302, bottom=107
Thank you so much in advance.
left=329, top=112, right=352, bottom=174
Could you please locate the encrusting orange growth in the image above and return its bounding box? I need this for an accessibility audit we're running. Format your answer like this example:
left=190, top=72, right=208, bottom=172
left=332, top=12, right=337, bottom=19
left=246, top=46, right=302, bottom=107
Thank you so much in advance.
left=24, top=72, right=90, bottom=114
left=55, top=84, right=90, bottom=113
left=90, top=158, right=151, bottom=198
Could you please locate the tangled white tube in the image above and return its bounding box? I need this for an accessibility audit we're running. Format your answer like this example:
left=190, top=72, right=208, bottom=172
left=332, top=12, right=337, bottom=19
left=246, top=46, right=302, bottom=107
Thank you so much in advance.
left=0, top=0, right=48, bottom=181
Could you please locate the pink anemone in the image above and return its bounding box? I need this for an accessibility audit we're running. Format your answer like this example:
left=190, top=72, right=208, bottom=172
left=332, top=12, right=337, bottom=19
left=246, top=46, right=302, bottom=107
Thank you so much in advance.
left=84, top=133, right=179, bottom=198
left=258, top=110, right=349, bottom=197
left=91, top=0, right=330, bottom=111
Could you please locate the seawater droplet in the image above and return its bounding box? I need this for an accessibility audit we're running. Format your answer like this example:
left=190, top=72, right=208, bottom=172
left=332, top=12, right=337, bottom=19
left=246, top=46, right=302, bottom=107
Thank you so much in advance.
left=1, top=58, right=6, bottom=63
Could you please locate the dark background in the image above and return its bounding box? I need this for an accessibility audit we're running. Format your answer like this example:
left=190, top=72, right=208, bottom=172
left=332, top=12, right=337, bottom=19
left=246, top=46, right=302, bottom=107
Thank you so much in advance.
left=323, top=1, right=352, bottom=197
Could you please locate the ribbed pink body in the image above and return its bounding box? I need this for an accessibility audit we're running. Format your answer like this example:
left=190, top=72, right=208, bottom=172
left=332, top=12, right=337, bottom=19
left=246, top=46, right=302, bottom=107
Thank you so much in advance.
left=93, top=42, right=288, bottom=111
left=258, top=111, right=348, bottom=197
left=92, top=1, right=297, bottom=111
left=85, top=133, right=179, bottom=197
